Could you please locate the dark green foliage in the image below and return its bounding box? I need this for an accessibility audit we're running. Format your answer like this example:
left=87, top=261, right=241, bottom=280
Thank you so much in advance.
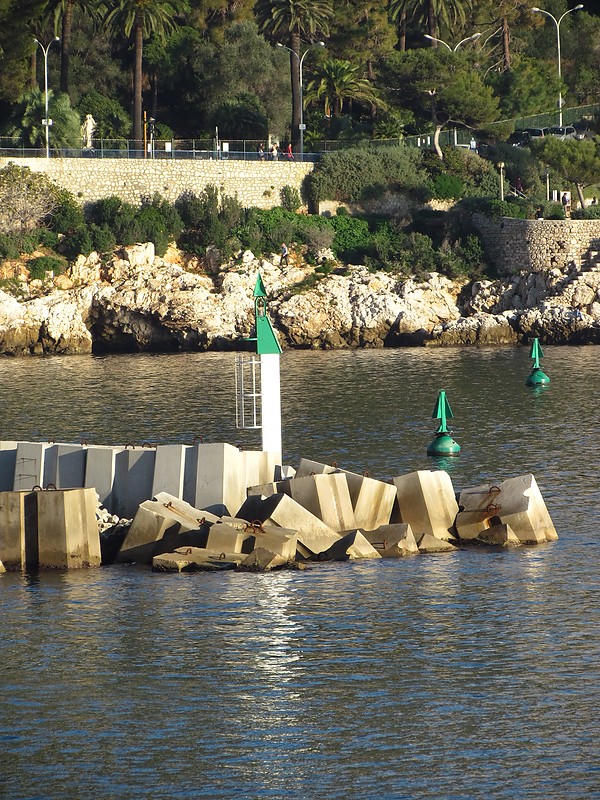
left=281, top=185, right=302, bottom=212
left=88, top=196, right=139, bottom=245
left=329, top=215, right=372, bottom=262
left=50, top=192, right=85, bottom=234
left=86, top=194, right=181, bottom=256
left=27, top=255, right=65, bottom=281
left=137, top=195, right=183, bottom=257
left=78, top=91, right=131, bottom=140
left=458, top=197, right=532, bottom=219
left=432, top=173, right=464, bottom=200
left=176, top=186, right=243, bottom=258
left=62, top=226, right=93, bottom=259
left=306, top=146, right=425, bottom=204
left=541, top=202, right=565, bottom=220
left=88, top=224, right=116, bottom=254
left=0, top=233, right=20, bottom=260
left=572, top=204, right=600, bottom=219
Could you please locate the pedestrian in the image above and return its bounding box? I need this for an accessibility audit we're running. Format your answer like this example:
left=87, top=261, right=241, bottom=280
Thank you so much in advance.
left=535, top=205, right=544, bottom=219
left=257, top=142, right=264, bottom=160
left=592, top=197, right=597, bottom=206
left=270, top=143, right=279, bottom=161
left=561, top=192, right=571, bottom=216
left=286, top=142, right=293, bottom=160
left=280, top=242, right=289, bottom=266
left=515, top=176, right=524, bottom=194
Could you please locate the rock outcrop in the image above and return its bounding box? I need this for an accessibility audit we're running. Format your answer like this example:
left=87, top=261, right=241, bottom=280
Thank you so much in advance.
left=1, top=242, right=600, bottom=355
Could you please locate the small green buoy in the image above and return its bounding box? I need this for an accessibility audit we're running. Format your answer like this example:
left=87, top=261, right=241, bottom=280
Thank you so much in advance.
left=525, top=337, right=550, bottom=386
left=427, top=389, right=461, bottom=457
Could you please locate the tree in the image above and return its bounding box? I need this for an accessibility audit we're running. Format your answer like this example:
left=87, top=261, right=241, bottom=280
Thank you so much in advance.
left=0, top=0, right=46, bottom=101
left=388, top=0, right=472, bottom=44
left=104, top=0, right=180, bottom=143
left=533, top=137, right=600, bottom=208
left=255, top=0, right=333, bottom=146
left=0, top=164, right=58, bottom=234
left=488, top=54, right=560, bottom=118
left=44, top=0, right=103, bottom=95
left=380, top=49, right=499, bottom=159
left=304, top=58, right=384, bottom=119
left=1, top=87, right=81, bottom=149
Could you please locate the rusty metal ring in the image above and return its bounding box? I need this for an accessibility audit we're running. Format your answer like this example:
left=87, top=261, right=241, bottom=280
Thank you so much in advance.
left=80, top=439, right=89, bottom=446
left=142, top=441, right=154, bottom=448
left=192, top=436, right=204, bottom=445
left=330, top=461, right=338, bottom=468
left=124, top=442, right=135, bottom=449
left=486, top=503, right=501, bottom=512
left=363, top=470, right=370, bottom=477
left=489, top=485, right=501, bottom=494
left=45, top=483, right=57, bottom=491
left=219, top=552, right=226, bottom=560
left=32, top=485, right=42, bottom=492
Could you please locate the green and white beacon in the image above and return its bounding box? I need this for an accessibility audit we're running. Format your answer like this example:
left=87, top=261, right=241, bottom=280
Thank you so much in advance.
left=427, top=389, right=461, bottom=457
left=525, top=337, right=550, bottom=386
left=237, top=273, right=282, bottom=461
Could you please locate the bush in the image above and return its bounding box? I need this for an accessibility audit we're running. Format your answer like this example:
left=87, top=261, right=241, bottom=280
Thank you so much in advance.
left=88, top=223, right=116, bottom=253
left=431, top=173, right=465, bottom=200
left=176, top=187, right=242, bottom=257
left=329, top=215, right=373, bottom=262
left=281, top=185, right=301, bottom=212
left=572, top=204, right=600, bottom=219
left=27, top=255, right=65, bottom=280
left=50, top=191, right=85, bottom=234
left=458, top=197, right=531, bottom=219
left=62, top=225, right=93, bottom=259
left=0, top=232, right=20, bottom=260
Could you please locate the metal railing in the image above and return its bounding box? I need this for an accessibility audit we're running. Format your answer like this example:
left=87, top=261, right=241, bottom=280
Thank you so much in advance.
left=0, top=104, right=597, bottom=160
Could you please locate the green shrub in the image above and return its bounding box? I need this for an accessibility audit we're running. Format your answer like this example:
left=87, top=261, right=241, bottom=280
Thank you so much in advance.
left=541, top=202, right=565, bottom=220
left=281, top=185, right=301, bottom=212
left=88, top=196, right=139, bottom=245
left=329, top=215, right=372, bottom=262
left=88, top=223, right=116, bottom=253
left=176, top=187, right=242, bottom=257
left=50, top=191, right=85, bottom=234
left=27, top=255, right=65, bottom=280
left=572, top=204, right=600, bottom=219
left=432, top=173, right=464, bottom=200
left=0, top=233, right=20, bottom=260
left=137, top=195, right=183, bottom=256
left=62, top=225, right=93, bottom=259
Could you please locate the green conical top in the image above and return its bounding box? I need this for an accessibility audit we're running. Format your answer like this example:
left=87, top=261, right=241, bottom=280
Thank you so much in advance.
left=253, top=272, right=281, bottom=355
left=529, top=337, right=544, bottom=370
left=432, top=389, right=453, bottom=434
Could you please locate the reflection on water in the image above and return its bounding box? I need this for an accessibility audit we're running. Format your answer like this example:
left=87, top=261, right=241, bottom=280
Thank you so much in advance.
left=1, top=346, right=600, bottom=799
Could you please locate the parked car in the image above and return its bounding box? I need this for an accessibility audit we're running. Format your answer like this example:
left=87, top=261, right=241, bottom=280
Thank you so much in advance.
left=548, top=125, right=577, bottom=140
left=522, top=127, right=550, bottom=139
left=508, top=130, right=530, bottom=147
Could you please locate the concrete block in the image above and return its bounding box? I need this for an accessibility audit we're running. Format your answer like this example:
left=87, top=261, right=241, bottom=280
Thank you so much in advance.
left=477, top=523, right=522, bottom=547
left=189, top=442, right=245, bottom=516
left=206, top=522, right=254, bottom=554
left=456, top=474, right=557, bottom=544
left=393, top=470, right=459, bottom=542
left=152, top=548, right=241, bottom=572
left=0, top=491, right=27, bottom=570
left=240, top=547, right=287, bottom=571
left=116, top=501, right=181, bottom=564
left=418, top=533, right=457, bottom=553
left=322, top=530, right=382, bottom=561
left=295, top=458, right=337, bottom=478
left=113, top=447, right=156, bottom=520
left=44, top=443, right=86, bottom=488
left=353, top=477, right=396, bottom=530
left=0, top=442, right=18, bottom=492
left=240, top=450, right=279, bottom=490
left=152, top=444, right=189, bottom=498
left=246, top=480, right=288, bottom=498
left=288, top=473, right=355, bottom=532
left=254, top=525, right=298, bottom=561
left=362, top=523, right=419, bottom=558
left=13, top=442, right=50, bottom=491
left=237, top=493, right=340, bottom=556
left=0, top=559, right=5, bottom=573
left=275, top=465, right=296, bottom=480
left=153, top=492, right=220, bottom=530
left=84, top=446, right=120, bottom=511
left=34, top=488, right=101, bottom=569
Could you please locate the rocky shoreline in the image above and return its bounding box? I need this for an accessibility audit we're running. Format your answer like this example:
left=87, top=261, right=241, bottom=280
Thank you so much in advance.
left=1, top=242, right=599, bottom=356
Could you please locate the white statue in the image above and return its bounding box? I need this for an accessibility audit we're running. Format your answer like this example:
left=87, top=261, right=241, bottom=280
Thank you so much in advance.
left=81, top=114, right=96, bottom=149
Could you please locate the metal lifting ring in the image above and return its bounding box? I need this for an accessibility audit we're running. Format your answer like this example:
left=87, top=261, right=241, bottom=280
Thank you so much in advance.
left=330, top=461, right=338, bottom=468
left=363, top=470, right=370, bottom=478
left=45, top=484, right=57, bottom=491
left=124, top=442, right=135, bottom=449
left=32, top=485, right=43, bottom=492
left=192, top=436, right=204, bottom=445
left=80, top=439, right=89, bottom=446
left=142, top=441, right=154, bottom=448
left=219, top=552, right=226, bottom=560
left=486, top=503, right=501, bottom=512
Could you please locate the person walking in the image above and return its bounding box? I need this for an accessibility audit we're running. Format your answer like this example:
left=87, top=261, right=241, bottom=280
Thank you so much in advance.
left=257, top=142, right=265, bottom=160
left=286, top=142, right=293, bottom=160
left=280, top=242, right=289, bottom=266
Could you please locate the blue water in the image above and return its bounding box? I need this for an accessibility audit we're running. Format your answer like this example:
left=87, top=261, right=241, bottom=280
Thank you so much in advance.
left=1, top=347, right=599, bottom=799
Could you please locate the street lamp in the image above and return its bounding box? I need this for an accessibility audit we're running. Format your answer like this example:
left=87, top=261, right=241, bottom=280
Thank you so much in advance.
left=277, top=40, right=325, bottom=161
left=531, top=4, right=584, bottom=128
left=34, top=36, right=60, bottom=159
left=424, top=32, right=482, bottom=51
left=498, top=161, right=505, bottom=201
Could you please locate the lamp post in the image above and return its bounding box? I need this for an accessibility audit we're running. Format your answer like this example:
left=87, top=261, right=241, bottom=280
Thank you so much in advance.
left=34, top=36, right=60, bottom=159
left=531, top=4, right=583, bottom=128
left=498, top=161, right=505, bottom=201
left=424, top=32, right=482, bottom=51
left=277, top=41, right=325, bottom=161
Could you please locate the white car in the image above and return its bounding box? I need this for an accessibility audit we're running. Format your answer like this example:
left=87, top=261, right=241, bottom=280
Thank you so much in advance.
left=548, top=126, right=577, bottom=140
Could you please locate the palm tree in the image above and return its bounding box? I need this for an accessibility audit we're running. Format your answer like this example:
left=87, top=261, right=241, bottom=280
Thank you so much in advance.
left=3, top=87, right=81, bottom=149
left=388, top=0, right=472, bottom=44
left=44, top=0, right=103, bottom=95
left=305, top=58, right=385, bottom=118
left=255, top=0, right=333, bottom=146
left=104, top=0, right=179, bottom=144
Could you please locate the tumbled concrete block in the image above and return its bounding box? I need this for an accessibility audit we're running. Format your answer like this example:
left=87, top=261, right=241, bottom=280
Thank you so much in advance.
left=275, top=465, right=296, bottom=480
left=321, top=530, right=382, bottom=561
left=477, top=523, right=522, bottom=547
left=113, top=447, right=156, bottom=520
left=152, top=547, right=241, bottom=572
left=0, top=491, right=27, bottom=570
left=0, top=442, right=18, bottom=492
left=288, top=473, right=356, bottom=532
left=240, top=450, right=279, bottom=491
left=188, top=442, right=245, bottom=516
left=237, top=493, right=340, bottom=556
left=153, top=492, right=219, bottom=530
left=393, top=470, right=459, bottom=542
left=13, top=442, right=50, bottom=491
left=240, top=547, right=287, bottom=571
left=456, top=474, right=557, bottom=544
left=34, top=488, right=101, bottom=569
left=44, top=443, right=86, bottom=489
left=353, top=477, right=396, bottom=530
left=295, top=458, right=338, bottom=479
left=206, top=522, right=254, bottom=554
left=254, top=525, right=298, bottom=561
left=418, top=533, right=457, bottom=554
left=152, top=444, right=189, bottom=499
left=362, top=523, right=419, bottom=558
left=246, top=479, right=289, bottom=498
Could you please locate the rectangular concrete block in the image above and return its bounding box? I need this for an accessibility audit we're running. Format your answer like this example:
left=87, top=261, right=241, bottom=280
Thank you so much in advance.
left=152, top=444, right=189, bottom=499
left=43, top=443, right=87, bottom=489
left=240, top=450, right=279, bottom=490
left=254, top=525, right=298, bottom=561
left=13, top=442, right=50, bottom=491
left=0, top=442, right=18, bottom=492
left=237, top=493, right=340, bottom=556
left=206, top=521, right=254, bottom=554
left=361, top=523, right=419, bottom=557
left=393, top=470, right=459, bottom=542
left=288, top=473, right=355, bottom=533
left=84, top=446, right=120, bottom=511
left=456, top=474, right=557, bottom=544
left=116, top=500, right=181, bottom=564
left=0, top=490, right=27, bottom=570
left=295, top=458, right=338, bottom=479
left=153, top=492, right=219, bottom=530
left=35, top=488, right=101, bottom=569
left=190, top=442, right=245, bottom=516
left=353, top=476, right=396, bottom=530
left=112, top=447, right=157, bottom=520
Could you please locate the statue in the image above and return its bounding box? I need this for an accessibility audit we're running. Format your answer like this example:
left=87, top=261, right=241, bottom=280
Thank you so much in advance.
left=81, top=114, right=96, bottom=149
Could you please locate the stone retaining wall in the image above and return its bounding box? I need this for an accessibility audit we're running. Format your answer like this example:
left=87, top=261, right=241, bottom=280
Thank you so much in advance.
left=0, top=156, right=314, bottom=209
left=473, top=214, right=600, bottom=275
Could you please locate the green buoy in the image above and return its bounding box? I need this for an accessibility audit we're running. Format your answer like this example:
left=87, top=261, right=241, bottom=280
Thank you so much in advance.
left=525, top=338, right=550, bottom=386
left=427, top=389, right=461, bottom=457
